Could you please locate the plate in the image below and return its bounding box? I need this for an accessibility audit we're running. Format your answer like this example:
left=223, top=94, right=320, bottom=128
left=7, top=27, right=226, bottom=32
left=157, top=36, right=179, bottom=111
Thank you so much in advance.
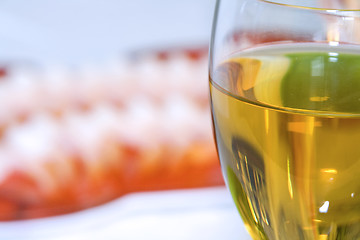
left=0, top=187, right=251, bottom=240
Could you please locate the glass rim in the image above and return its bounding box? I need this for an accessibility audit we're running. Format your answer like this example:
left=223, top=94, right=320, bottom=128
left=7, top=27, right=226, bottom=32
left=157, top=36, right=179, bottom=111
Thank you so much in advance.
left=259, top=0, right=360, bottom=12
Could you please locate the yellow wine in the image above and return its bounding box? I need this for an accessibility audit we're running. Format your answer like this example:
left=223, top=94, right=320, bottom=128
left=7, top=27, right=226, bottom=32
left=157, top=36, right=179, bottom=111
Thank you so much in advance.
left=210, top=44, right=360, bottom=240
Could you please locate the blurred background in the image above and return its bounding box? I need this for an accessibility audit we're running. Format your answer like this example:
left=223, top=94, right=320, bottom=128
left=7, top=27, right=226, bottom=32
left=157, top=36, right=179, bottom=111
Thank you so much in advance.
left=0, top=0, right=250, bottom=239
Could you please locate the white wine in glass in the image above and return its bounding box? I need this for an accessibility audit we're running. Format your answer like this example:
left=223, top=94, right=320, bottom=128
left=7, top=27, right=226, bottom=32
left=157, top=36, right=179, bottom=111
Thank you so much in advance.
left=209, top=1, right=360, bottom=239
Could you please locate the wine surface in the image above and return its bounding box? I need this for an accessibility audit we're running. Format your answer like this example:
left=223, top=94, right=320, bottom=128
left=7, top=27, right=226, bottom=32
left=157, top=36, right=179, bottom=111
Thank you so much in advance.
left=210, top=44, right=360, bottom=240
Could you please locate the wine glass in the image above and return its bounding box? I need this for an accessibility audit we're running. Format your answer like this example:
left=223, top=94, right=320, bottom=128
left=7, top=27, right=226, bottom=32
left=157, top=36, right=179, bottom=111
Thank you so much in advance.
left=209, top=0, right=360, bottom=239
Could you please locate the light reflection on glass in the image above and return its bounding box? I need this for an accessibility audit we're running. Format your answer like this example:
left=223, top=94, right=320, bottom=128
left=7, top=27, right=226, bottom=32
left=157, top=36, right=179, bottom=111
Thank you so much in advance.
left=321, top=168, right=338, bottom=174
left=329, top=57, right=338, bottom=62
left=319, top=201, right=330, bottom=213
left=287, top=156, right=294, bottom=199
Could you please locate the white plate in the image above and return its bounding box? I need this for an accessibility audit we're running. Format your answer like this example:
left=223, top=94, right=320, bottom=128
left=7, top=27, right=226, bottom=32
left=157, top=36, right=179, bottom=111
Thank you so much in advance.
left=0, top=187, right=252, bottom=240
